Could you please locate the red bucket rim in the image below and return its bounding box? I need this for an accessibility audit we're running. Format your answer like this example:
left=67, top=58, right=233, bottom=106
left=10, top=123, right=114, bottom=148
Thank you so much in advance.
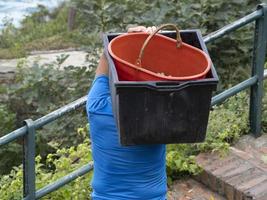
left=108, top=32, right=211, bottom=80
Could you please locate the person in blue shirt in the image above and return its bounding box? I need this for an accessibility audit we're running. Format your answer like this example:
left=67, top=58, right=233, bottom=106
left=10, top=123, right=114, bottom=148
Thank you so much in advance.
left=86, top=26, right=167, bottom=200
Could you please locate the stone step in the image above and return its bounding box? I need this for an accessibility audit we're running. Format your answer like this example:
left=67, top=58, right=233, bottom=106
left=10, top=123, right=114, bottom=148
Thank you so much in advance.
left=196, top=134, right=267, bottom=200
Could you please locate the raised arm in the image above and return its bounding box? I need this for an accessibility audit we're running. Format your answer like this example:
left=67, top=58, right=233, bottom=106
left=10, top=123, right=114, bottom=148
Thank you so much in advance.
left=95, top=53, right=109, bottom=77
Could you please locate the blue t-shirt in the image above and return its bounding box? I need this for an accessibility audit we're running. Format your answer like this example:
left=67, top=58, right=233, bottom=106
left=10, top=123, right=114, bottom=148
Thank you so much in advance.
left=86, top=75, right=167, bottom=200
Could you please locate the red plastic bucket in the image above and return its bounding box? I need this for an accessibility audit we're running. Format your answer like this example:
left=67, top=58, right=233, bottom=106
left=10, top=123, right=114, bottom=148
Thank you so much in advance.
left=108, top=24, right=211, bottom=81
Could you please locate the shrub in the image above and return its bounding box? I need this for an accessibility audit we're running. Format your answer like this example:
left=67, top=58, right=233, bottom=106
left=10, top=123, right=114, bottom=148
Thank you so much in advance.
left=0, top=53, right=97, bottom=175
left=0, top=127, right=93, bottom=200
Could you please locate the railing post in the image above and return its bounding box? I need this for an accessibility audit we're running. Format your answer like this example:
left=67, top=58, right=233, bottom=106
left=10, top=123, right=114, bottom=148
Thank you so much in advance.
left=23, top=119, right=36, bottom=200
left=250, top=4, right=267, bottom=137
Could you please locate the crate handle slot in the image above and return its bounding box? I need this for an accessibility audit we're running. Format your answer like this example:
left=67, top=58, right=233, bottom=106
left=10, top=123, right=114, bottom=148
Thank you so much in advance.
left=155, top=82, right=181, bottom=86
left=136, top=23, right=182, bottom=67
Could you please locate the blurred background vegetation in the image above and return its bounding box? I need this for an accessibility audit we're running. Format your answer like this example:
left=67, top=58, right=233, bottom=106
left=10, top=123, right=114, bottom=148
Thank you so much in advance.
left=0, top=0, right=267, bottom=199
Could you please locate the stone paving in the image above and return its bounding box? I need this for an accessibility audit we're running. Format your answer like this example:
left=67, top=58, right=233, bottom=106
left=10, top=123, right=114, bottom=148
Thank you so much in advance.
left=168, top=178, right=226, bottom=200
left=196, top=134, right=267, bottom=200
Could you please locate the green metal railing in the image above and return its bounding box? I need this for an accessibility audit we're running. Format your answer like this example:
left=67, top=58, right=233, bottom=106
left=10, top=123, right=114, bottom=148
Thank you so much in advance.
left=0, top=4, right=267, bottom=199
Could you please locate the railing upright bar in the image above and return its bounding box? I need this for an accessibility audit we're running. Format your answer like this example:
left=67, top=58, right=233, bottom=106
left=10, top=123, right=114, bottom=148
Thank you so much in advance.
left=23, top=119, right=36, bottom=200
left=204, top=9, right=263, bottom=44
left=249, top=4, right=267, bottom=137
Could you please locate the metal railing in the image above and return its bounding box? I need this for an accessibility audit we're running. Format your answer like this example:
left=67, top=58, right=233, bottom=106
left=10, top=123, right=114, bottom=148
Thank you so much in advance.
left=0, top=3, right=267, bottom=200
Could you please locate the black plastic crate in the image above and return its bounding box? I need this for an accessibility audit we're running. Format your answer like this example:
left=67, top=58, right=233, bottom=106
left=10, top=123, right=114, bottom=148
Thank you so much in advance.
left=102, top=30, right=218, bottom=146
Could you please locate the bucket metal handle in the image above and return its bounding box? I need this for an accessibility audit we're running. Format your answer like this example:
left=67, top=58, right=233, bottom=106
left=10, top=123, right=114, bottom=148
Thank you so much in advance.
left=136, top=23, right=182, bottom=67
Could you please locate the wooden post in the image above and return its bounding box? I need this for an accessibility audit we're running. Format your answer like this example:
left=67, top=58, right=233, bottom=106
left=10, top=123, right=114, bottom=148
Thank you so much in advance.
left=68, top=7, right=76, bottom=31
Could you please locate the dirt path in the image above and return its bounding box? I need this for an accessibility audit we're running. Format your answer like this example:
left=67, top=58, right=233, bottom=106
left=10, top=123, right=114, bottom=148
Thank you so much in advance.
left=0, top=49, right=89, bottom=73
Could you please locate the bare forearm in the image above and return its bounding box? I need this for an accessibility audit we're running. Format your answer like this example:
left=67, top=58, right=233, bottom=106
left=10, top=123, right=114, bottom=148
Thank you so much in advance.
left=95, top=53, right=109, bottom=77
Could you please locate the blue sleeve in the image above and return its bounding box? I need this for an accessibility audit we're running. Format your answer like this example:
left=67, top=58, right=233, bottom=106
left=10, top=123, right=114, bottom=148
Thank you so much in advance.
left=86, top=75, right=113, bottom=115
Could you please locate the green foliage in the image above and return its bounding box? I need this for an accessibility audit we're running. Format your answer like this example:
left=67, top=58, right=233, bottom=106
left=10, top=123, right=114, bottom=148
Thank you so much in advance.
left=73, top=0, right=262, bottom=32
left=199, top=93, right=249, bottom=151
left=0, top=3, right=77, bottom=58
left=166, top=145, right=201, bottom=181
left=0, top=53, right=97, bottom=175
left=8, top=53, right=95, bottom=125
left=18, top=5, right=70, bottom=49
left=0, top=104, right=15, bottom=135
left=9, top=55, right=93, bottom=116
left=0, top=18, right=17, bottom=49
left=0, top=127, right=93, bottom=200
left=0, top=105, right=21, bottom=175
left=0, top=18, right=26, bottom=58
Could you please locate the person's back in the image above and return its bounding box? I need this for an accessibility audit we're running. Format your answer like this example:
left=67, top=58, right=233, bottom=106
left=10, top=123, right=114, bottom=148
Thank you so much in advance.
left=86, top=26, right=167, bottom=200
